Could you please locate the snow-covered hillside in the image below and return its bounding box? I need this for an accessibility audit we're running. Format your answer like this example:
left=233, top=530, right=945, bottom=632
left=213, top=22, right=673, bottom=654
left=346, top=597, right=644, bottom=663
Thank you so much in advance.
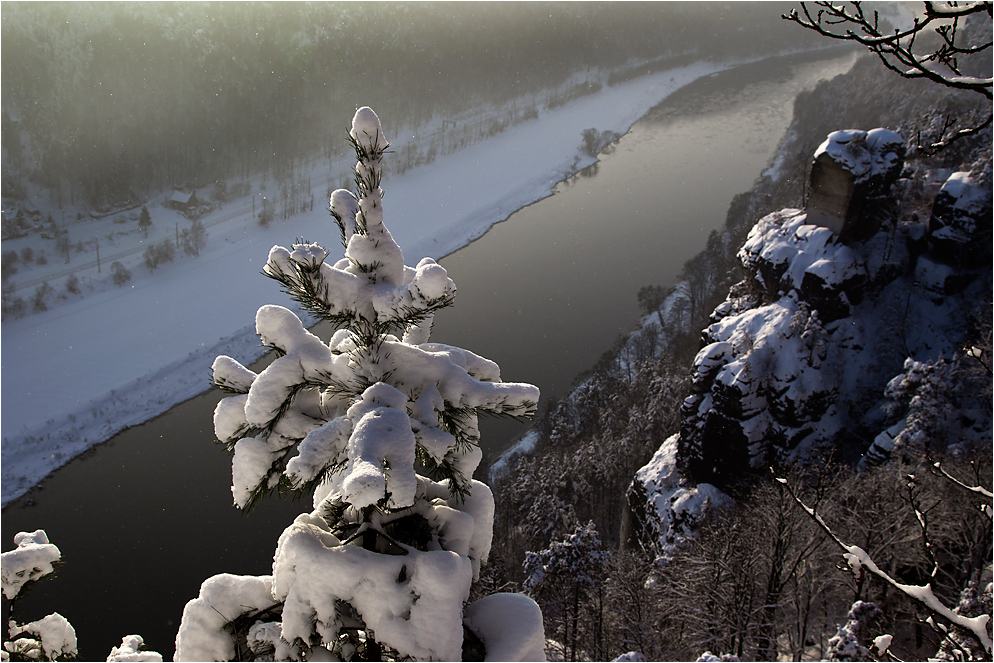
left=1, top=59, right=736, bottom=506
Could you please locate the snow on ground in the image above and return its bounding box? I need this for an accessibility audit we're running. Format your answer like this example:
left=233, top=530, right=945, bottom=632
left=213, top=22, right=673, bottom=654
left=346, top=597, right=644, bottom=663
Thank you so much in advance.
left=488, top=429, right=541, bottom=486
left=1, top=59, right=731, bottom=506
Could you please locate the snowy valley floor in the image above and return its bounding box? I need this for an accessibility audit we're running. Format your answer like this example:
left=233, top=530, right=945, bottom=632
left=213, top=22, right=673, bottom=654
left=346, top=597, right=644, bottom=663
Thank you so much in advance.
left=2, top=59, right=748, bottom=506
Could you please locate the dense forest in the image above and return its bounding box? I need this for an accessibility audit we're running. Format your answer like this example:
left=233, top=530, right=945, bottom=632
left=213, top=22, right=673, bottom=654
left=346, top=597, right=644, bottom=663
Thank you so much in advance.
left=1, top=2, right=810, bottom=213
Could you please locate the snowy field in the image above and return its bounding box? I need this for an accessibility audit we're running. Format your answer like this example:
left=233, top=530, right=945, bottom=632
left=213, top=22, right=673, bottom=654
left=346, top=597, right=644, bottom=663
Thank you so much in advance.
left=1, top=59, right=734, bottom=505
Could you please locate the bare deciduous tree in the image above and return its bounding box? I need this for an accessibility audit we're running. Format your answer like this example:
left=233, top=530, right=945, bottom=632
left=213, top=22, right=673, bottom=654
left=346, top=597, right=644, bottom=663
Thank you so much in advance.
left=778, top=463, right=993, bottom=660
left=783, top=1, right=992, bottom=152
left=784, top=2, right=991, bottom=97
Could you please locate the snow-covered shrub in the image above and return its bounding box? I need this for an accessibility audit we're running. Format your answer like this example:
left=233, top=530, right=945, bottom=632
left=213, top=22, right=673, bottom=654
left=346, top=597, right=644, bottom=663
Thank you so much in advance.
left=580, top=128, right=620, bottom=157
left=176, top=107, right=543, bottom=661
left=1, top=530, right=77, bottom=662
left=64, top=273, right=80, bottom=295
left=32, top=281, right=53, bottom=312
left=110, top=261, right=132, bottom=286
left=180, top=219, right=208, bottom=256
left=106, top=635, right=163, bottom=662
left=143, top=240, right=175, bottom=271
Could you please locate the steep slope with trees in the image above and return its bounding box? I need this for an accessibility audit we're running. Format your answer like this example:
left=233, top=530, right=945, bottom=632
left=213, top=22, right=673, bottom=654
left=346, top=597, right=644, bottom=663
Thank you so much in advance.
left=490, top=6, right=991, bottom=660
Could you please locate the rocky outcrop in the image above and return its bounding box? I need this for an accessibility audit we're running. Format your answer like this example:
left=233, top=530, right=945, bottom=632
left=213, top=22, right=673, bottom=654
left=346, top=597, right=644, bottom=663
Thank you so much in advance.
left=739, top=209, right=869, bottom=322
left=927, top=171, right=993, bottom=268
left=633, top=125, right=991, bottom=533
left=679, top=283, right=841, bottom=488
left=807, top=128, right=906, bottom=241
left=625, top=434, right=731, bottom=557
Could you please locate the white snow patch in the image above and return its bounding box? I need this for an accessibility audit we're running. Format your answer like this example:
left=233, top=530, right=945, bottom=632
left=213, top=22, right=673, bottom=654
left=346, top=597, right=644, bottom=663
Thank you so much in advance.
left=465, top=593, right=546, bottom=662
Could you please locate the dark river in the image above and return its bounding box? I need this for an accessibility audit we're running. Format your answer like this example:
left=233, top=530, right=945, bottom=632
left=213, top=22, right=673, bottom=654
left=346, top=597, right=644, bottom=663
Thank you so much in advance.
left=1, top=49, right=855, bottom=659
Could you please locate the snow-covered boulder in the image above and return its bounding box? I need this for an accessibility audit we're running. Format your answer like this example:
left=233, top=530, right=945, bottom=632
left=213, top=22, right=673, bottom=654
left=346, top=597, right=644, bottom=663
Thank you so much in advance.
left=739, top=209, right=867, bottom=322
left=915, top=253, right=970, bottom=302
left=627, top=434, right=731, bottom=556
left=806, top=128, right=905, bottom=240
left=927, top=171, right=993, bottom=267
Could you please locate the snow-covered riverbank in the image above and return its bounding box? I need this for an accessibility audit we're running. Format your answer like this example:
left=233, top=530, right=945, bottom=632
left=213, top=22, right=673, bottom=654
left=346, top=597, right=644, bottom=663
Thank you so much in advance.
left=2, top=59, right=742, bottom=506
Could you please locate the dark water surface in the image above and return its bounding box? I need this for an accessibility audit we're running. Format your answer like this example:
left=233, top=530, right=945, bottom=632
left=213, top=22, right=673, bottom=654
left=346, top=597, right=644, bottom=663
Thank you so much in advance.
left=1, top=49, right=855, bottom=659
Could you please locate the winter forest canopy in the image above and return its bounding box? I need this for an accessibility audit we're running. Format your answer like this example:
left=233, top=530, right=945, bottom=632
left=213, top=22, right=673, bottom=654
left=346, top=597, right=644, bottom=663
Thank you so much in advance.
left=1, top=1, right=809, bottom=211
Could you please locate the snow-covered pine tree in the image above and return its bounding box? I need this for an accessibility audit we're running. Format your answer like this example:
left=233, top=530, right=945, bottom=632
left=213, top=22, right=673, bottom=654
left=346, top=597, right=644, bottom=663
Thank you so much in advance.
left=175, top=107, right=545, bottom=661
left=2, top=530, right=79, bottom=662
left=524, top=521, right=610, bottom=661
left=1, top=530, right=164, bottom=662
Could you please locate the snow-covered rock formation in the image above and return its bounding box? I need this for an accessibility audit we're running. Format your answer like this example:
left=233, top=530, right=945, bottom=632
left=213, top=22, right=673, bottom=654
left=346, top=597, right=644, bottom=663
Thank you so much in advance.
left=928, top=170, right=992, bottom=267
left=631, top=126, right=991, bottom=555
left=628, top=434, right=731, bottom=556
left=806, top=128, right=906, bottom=239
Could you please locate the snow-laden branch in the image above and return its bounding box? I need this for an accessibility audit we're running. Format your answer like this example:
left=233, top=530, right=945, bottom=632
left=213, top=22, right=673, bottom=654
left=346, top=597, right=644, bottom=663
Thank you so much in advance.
left=928, top=458, right=994, bottom=502
left=1, top=530, right=61, bottom=600
left=783, top=1, right=993, bottom=99
left=775, top=474, right=993, bottom=655
left=925, top=1, right=993, bottom=19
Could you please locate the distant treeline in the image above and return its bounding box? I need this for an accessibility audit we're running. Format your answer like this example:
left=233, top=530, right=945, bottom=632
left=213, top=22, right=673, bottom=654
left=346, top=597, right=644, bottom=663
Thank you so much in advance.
left=1, top=1, right=808, bottom=210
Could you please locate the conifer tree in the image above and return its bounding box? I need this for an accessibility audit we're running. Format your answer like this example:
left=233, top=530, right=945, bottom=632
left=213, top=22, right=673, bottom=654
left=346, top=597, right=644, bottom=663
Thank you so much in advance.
left=138, top=205, right=152, bottom=239
left=2, top=530, right=79, bottom=661
left=524, top=521, right=610, bottom=662
left=175, top=108, right=545, bottom=661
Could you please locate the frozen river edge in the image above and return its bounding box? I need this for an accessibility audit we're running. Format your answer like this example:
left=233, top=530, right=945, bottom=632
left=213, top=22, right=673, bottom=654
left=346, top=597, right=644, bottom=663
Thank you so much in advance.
left=2, top=56, right=785, bottom=506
